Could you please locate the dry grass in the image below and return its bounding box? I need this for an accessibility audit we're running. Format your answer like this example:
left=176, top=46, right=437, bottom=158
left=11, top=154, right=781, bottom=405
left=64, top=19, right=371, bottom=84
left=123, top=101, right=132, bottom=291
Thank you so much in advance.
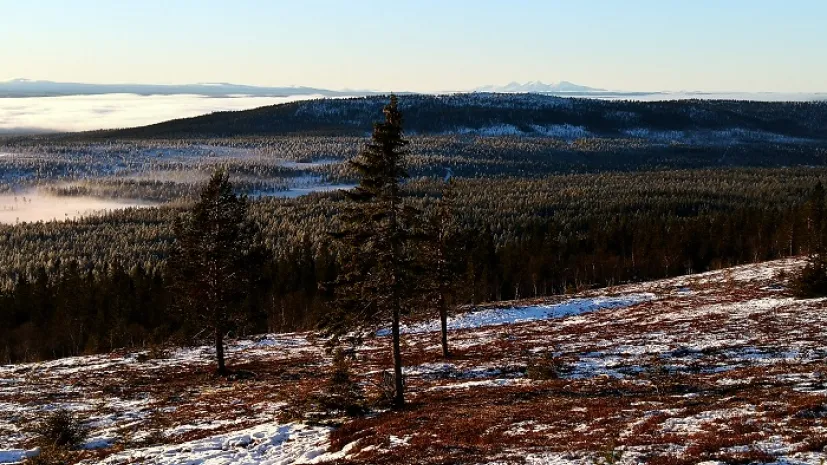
left=1, top=258, right=825, bottom=464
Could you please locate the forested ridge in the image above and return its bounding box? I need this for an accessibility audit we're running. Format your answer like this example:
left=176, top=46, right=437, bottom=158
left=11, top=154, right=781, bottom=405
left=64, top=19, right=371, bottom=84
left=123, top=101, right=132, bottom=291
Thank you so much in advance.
left=2, top=167, right=826, bottom=363
left=45, top=93, right=827, bottom=139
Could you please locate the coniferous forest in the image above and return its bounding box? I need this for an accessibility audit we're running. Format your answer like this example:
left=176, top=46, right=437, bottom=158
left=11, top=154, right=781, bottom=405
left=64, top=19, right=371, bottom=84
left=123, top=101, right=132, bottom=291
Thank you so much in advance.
left=1, top=95, right=827, bottom=364
left=8, top=3, right=827, bottom=462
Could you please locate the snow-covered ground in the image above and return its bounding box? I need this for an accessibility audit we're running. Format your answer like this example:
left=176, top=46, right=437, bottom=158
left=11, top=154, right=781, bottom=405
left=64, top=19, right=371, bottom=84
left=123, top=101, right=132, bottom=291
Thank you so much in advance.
left=1, top=258, right=825, bottom=464
left=378, top=294, right=654, bottom=335
left=93, top=423, right=335, bottom=465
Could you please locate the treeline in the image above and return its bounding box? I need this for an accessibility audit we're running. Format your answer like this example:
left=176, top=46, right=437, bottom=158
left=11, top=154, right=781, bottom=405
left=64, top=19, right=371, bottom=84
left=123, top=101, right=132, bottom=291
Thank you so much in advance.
left=1, top=170, right=824, bottom=363
left=0, top=263, right=168, bottom=361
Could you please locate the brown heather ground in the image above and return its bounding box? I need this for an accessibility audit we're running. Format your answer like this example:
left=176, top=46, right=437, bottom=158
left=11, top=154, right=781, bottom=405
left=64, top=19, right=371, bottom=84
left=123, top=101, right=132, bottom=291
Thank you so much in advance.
left=0, top=258, right=825, bottom=464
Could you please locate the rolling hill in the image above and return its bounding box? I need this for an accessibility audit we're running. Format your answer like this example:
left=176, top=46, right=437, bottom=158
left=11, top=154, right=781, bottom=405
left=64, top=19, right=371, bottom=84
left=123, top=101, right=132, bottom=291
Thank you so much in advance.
left=87, top=93, right=827, bottom=141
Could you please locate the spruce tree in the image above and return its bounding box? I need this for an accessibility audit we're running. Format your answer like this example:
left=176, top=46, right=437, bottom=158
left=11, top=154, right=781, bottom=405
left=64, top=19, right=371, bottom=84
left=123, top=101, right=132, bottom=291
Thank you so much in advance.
left=167, top=168, right=262, bottom=374
left=806, top=182, right=826, bottom=253
left=423, top=177, right=460, bottom=358
left=794, top=182, right=827, bottom=297
left=324, top=95, right=412, bottom=408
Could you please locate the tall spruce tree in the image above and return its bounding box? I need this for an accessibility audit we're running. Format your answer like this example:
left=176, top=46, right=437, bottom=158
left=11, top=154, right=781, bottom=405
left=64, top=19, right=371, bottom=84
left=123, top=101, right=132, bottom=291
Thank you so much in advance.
left=423, top=177, right=460, bottom=358
left=324, top=95, right=413, bottom=408
left=167, top=168, right=261, bottom=374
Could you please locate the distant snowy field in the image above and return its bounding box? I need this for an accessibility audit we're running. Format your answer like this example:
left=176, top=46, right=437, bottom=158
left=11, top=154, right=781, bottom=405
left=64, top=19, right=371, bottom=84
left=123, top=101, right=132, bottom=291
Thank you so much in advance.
left=0, top=94, right=323, bottom=134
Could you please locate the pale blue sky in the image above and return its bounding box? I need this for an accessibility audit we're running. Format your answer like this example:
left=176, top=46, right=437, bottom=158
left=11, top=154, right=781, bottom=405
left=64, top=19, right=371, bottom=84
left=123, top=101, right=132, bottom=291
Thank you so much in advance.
left=2, top=0, right=825, bottom=92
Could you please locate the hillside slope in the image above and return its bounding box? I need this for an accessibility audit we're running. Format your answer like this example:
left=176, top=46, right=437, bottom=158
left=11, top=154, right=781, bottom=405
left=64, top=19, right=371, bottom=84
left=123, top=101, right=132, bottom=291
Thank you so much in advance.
left=1, top=258, right=825, bottom=464
left=85, top=94, right=827, bottom=140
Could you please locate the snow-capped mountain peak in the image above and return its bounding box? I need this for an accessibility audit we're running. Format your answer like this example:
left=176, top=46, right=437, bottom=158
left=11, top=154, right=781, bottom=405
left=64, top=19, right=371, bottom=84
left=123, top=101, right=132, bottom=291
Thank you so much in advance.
left=474, top=80, right=606, bottom=93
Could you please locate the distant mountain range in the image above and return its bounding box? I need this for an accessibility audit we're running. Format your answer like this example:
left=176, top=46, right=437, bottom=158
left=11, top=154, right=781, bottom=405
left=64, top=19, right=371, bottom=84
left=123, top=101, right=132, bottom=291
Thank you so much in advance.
left=0, top=79, right=371, bottom=98
left=473, top=81, right=607, bottom=93
left=2, top=78, right=823, bottom=103
left=0, top=78, right=614, bottom=98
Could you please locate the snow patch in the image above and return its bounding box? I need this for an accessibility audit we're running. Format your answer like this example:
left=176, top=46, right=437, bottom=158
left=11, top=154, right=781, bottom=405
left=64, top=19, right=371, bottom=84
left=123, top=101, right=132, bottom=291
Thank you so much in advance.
left=380, top=294, right=654, bottom=336
left=428, top=378, right=533, bottom=391
left=89, top=422, right=333, bottom=465
left=0, top=449, right=38, bottom=464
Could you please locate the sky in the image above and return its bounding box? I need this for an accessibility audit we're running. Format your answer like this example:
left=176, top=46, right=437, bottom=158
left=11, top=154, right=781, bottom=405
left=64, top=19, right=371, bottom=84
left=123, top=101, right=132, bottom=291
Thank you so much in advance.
left=2, top=0, right=826, bottom=93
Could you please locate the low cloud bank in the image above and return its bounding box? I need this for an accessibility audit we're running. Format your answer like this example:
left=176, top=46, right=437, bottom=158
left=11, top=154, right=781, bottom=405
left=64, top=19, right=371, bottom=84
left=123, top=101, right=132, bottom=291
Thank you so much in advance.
left=0, top=192, right=157, bottom=224
left=0, top=94, right=322, bottom=134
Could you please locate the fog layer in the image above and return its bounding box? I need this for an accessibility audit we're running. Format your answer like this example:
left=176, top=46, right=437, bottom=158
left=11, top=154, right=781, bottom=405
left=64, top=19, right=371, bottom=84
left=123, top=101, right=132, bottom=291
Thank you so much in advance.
left=0, top=94, right=322, bottom=134
left=0, top=193, right=157, bottom=224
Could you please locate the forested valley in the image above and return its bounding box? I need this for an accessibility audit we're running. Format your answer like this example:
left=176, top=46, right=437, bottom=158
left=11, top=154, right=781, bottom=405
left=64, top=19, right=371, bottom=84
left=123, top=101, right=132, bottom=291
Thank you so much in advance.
left=2, top=167, right=826, bottom=363
left=2, top=94, right=827, bottom=364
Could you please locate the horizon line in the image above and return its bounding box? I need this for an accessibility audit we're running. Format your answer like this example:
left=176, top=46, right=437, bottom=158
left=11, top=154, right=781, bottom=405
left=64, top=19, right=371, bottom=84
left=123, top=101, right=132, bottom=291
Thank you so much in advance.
left=3, top=78, right=826, bottom=96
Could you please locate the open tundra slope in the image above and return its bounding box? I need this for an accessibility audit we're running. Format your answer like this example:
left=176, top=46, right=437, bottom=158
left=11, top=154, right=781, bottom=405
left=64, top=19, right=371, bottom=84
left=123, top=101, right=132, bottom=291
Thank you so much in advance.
left=1, top=258, right=826, bottom=464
